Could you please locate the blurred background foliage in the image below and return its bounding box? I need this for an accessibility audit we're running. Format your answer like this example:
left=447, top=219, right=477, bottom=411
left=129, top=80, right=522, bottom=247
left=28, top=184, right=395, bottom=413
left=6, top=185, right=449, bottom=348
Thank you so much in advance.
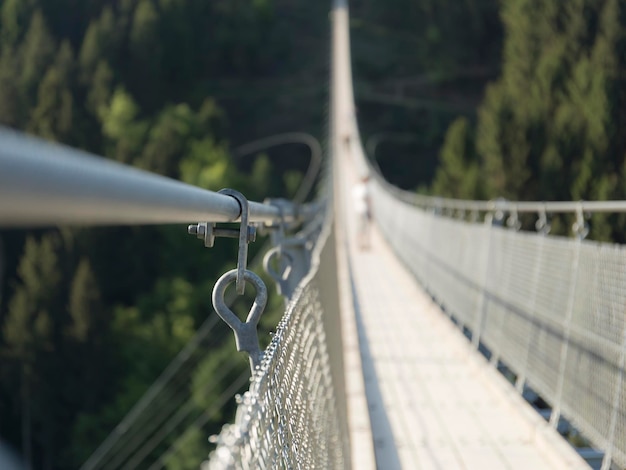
left=1, top=0, right=625, bottom=468
left=0, top=0, right=325, bottom=467
left=354, top=0, right=626, bottom=241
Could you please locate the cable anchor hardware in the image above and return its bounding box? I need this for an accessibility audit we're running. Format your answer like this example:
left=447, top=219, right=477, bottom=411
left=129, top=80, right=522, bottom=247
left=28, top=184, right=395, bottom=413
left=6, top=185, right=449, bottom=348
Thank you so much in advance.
left=263, top=247, right=294, bottom=297
left=264, top=199, right=288, bottom=244
left=535, top=205, right=551, bottom=235
left=262, top=199, right=297, bottom=298
left=212, top=269, right=268, bottom=372
left=572, top=203, right=589, bottom=240
left=492, top=198, right=506, bottom=226
left=506, top=206, right=521, bottom=231
left=188, top=189, right=256, bottom=294
left=188, top=222, right=256, bottom=249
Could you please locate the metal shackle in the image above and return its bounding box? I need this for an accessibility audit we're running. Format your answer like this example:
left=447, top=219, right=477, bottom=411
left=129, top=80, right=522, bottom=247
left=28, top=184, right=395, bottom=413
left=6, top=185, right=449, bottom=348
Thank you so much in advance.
left=212, top=269, right=268, bottom=372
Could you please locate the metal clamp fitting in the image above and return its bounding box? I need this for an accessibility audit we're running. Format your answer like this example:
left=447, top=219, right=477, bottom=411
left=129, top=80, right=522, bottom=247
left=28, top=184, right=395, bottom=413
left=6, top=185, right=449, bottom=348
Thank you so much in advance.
left=212, top=269, right=268, bottom=372
left=265, top=198, right=288, bottom=245
left=506, top=207, right=521, bottom=231
left=572, top=203, right=589, bottom=240
left=188, top=222, right=255, bottom=248
left=188, top=189, right=256, bottom=294
left=535, top=205, right=551, bottom=235
left=263, top=247, right=294, bottom=296
left=218, top=189, right=253, bottom=294
left=492, top=198, right=506, bottom=225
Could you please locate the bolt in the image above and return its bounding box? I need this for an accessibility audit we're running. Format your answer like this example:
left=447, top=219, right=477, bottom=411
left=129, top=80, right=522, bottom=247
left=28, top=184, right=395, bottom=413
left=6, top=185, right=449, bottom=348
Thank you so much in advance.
left=247, top=226, right=257, bottom=243
left=189, top=223, right=254, bottom=244
left=188, top=223, right=206, bottom=238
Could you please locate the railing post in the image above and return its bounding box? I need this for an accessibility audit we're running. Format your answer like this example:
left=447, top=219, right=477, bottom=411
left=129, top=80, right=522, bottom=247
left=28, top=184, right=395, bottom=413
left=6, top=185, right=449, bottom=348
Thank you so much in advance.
left=486, top=209, right=522, bottom=367
left=600, top=325, right=626, bottom=470
left=471, top=211, right=495, bottom=349
left=549, top=235, right=583, bottom=428
left=514, top=229, right=547, bottom=392
left=423, top=204, right=438, bottom=294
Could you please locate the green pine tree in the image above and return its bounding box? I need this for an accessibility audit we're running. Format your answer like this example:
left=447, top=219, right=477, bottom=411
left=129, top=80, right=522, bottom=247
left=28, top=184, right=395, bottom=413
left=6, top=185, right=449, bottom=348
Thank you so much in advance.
left=0, top=48, right=25, bottom=126
left=78, top=6, right=118, bottom=82
left=137, top=104, right=197, bottom=177
left=69, top=258, right=104, bottom=343
left=86, top=60, right=114, bottom=116
left=128, top=0, right=162, bottom=107
left=3, top=235, right=63, bottom=469
left=0, top=0, right=37, bottom=47
left=435, top=0, right=626, bottom=240
left=19, top=10, right=56, bottom=104
left=29, top=62, right=74, bottom=141
left=431, top=117, right=483, bottom=199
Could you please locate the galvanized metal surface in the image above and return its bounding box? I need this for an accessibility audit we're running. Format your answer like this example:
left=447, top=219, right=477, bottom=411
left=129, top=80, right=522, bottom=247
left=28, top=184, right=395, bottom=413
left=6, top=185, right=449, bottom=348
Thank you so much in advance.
left=381, top=176, right=626, bottom=216
left=351, top=247, right=587, bottom=469
left=0, top=127, right=313, bottom=227
left=204, top=204, right=347, bottom=469
left=216, top=189, right=253, bottom=294
left=340, top=147, right=591, bottom=469
left=211, top=269, right=268, bottom=372
left=202, top=3, right=358, bottom=464
left=367, top=163, right=626, bottom=469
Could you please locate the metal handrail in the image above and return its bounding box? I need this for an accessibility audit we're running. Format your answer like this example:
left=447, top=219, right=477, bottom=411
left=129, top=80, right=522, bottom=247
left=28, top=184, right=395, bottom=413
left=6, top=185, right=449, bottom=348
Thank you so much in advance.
left=368, top=163, right=626, bottom=215
left=0, top=127, right=318, bottom=227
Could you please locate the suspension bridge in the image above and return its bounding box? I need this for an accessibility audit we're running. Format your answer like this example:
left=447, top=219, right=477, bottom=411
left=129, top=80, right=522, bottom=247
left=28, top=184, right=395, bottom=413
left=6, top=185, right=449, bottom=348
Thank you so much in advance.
left=1, top=0, right=625, bottom=469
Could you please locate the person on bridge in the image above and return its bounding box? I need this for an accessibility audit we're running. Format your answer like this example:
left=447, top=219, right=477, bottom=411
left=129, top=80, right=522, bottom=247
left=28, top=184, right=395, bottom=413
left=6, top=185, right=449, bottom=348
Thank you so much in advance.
left=352, top=174, right=372, bottom=250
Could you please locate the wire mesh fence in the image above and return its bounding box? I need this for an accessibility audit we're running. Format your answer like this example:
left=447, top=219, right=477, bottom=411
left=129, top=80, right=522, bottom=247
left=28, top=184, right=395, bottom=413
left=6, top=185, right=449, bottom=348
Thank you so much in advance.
left=204, top=206, right=347, bottom=469
left=370, top=176, right=626, bottom=469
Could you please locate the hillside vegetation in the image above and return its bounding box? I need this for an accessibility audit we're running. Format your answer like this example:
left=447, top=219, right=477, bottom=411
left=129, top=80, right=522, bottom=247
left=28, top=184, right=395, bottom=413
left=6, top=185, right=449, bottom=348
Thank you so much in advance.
left=0, top=0, right=327, bottom=468
left=429, top=0, right=626, bottom=241
left=2, top=0, right=624, bottom=468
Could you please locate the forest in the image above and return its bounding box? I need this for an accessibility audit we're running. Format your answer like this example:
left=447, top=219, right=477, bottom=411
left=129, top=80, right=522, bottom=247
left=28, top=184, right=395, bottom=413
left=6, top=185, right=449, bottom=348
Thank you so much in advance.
left=0, top=0, right=624, bottom=469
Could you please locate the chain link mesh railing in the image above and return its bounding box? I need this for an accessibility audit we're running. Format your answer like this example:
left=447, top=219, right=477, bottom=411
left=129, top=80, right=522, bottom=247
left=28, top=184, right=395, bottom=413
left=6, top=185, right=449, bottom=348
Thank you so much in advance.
left=202, top=2, right=353, bottom=464
left=203, top=203, right=347, bottom=469
left=369, top=174, right=626, bottom=468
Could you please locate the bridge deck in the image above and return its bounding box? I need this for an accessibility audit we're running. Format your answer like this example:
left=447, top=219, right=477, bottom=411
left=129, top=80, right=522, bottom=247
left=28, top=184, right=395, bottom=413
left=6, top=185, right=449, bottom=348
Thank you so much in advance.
left=331, top=4, right=589, bottom=467
left=340, top=167, right=590, bottom=470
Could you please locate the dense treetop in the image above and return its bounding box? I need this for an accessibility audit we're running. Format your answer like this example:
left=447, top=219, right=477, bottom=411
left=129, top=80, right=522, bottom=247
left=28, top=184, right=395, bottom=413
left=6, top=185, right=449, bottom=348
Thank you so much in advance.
left=431, top=0, right=626, bottom=240
left=2, top=0, right=624, bottom=468
left=0, top=0, right=325, bottom=468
